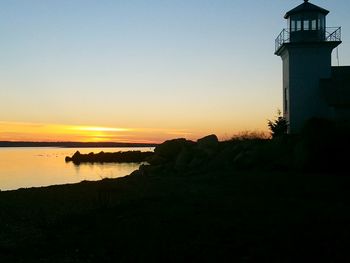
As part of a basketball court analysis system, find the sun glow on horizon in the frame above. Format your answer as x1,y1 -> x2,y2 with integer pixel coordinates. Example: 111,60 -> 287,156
68,126 -> 132,132
0,121 -> 269,143
0,122 -> 141,143
0,121 -> 201,143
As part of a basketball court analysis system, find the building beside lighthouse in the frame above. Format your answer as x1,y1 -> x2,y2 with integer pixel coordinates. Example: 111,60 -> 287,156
275,0 -> 350,133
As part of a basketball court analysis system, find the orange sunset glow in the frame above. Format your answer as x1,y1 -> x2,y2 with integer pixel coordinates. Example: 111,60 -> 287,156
0,121 -> 205,143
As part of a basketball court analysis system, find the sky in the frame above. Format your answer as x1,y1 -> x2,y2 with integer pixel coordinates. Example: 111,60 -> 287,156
1,0 -> 349,143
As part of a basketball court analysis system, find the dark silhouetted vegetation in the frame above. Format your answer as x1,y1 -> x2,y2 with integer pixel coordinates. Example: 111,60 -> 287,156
268,110 -> 288,138
230,130 -> 269,141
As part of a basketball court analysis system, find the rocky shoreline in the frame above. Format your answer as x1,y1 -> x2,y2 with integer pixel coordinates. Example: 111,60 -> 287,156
65,150 -> 154,164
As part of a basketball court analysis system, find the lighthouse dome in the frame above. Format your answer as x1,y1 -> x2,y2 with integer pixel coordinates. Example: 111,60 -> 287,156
284,0 -> 329,19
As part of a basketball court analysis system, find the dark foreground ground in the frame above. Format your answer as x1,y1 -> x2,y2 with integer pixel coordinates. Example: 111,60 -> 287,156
1,169 -> 350,262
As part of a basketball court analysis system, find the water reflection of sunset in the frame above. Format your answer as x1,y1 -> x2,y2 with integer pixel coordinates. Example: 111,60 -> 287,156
0,147 -> 145,190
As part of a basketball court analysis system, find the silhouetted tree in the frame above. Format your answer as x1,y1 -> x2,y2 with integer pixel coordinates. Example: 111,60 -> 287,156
268,110 -> 288,138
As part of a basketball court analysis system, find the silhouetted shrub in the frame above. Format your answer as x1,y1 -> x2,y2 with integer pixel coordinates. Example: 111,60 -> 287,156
231,131 -> 269,141
268,110 -> 288,138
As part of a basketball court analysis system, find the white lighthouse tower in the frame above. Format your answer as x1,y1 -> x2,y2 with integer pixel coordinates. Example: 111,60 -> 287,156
275,0 -> 342,133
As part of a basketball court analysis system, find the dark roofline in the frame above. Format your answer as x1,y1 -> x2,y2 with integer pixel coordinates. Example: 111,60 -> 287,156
284,1 -> 329,19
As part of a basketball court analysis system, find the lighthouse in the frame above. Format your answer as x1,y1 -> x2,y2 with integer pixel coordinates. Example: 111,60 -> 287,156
275,0 -> 342,133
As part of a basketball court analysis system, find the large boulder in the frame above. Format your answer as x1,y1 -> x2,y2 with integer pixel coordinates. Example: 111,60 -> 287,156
147,135 -> 220,172
153,138 -> 195,162
197,134 -> 219,155
174,147 -> 195,170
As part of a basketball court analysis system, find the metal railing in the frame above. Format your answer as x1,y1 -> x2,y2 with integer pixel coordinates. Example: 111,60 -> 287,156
326,27 -> 341,42
275,27 -> 341,52
275,29 -> 290,52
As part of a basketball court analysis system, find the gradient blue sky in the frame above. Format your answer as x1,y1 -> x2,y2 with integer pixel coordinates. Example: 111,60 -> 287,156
0,0 -> 349,142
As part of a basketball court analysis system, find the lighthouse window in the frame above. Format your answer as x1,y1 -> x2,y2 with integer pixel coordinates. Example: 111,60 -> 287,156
311,20 -> 317,30
296,20 -> 301,31
303,20 -> 309,30
291,20 -> 296,32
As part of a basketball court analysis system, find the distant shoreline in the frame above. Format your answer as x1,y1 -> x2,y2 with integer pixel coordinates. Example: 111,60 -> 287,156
0,141 -> 158,148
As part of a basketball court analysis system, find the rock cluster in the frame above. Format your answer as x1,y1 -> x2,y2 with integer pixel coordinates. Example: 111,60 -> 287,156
132,134 -> 291,176
65,150 -> 154,165
133,134 -> 237,176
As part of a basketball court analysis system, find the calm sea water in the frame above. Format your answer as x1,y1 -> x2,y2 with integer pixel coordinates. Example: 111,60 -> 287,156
0,147 -> 154,191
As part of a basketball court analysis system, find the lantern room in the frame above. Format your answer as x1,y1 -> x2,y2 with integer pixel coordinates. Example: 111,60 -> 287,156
285,0 -> 329,42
